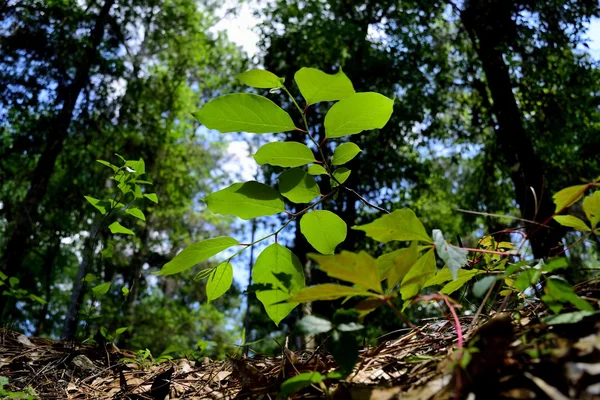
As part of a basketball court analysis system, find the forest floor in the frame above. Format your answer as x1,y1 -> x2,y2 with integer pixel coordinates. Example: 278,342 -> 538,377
2,280 -> 600,399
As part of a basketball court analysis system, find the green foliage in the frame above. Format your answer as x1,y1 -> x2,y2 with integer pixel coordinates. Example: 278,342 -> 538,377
353,209 -> 432,243
300,210 -> 347,254
235,69 -> 284,89
253,142 -> 315,167
331,143 -> 362,166
294,68 -> 355,105
324,93 -> 394,138
0,376 -> 38,400
205,182 -> 286,220
278,169 -> 321,203
157,237 -> 239,276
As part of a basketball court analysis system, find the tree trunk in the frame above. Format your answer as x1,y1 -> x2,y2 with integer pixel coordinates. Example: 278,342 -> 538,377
462,0 -> 564,258
0,0 -> 116,277
34,241 -> 60,335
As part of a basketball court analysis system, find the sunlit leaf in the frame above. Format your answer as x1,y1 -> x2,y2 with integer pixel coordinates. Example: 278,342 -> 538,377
96,159 -> 119,172
253,142 -> 315,167
205,181 -> 285,220
280,372 -> 324,397
432,229 -> 468,280
440,270 -> 481,295
101,244 -> 114,259
309,251 -> 383,294
331,168 -> 351,187
287,284 -> 375,302
125,208 -> 146,221
331,142 -> 362,165
400,249 -> 436,300
553,215 -> 591,232
278,168 -> 321,203
294,67 -> 355,105
582,191 -> 600,228
308,165 -> 328,175
300,210 -> 347,254
157,237 -> 239,276
235,69 -> 284,88
192,94 -> 297,134
325,92 -> 394,138
144,193 -> 158,203
84,196 -> 109,215
545,278 -> 593,312
353,209 -> 432,243
207,262 -> 233,302
552,184 -> 587,212
514,269 -> 542,292
125,158 -> 145,175
108,221 -> 135,235
253,244 -> 305,326
92,282 -> 111,296
377,242 -> 419,288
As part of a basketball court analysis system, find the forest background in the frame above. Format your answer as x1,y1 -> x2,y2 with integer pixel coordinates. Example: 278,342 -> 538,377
1,0 -> 599,360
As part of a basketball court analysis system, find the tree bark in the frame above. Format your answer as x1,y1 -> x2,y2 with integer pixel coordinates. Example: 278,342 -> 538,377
0,0 -> 116,277
462,0 -> 564,258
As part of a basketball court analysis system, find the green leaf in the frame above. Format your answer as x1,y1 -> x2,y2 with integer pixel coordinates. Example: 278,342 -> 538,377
205,181 -> 286,220
288,284 -> 375,303
541,258 -> 568,273
280,372 -> 324,397
377,243 -> 420,288
400,249 -> 436,300
553,215 -> 591,232
96,159 -> 119,172
192,93 -> 297,134
582,191 -> 600,228
309,251 -> 382,294
207,262 -> 233,302
545,278 -> 593,312
194,267 -> 215,281
253,244 -> 305,326
108,221 -> 135,235
353,209 -> 432,244
331,167 -> 351,187
8,277 -> 18,287
473,275 -> 500,298
324,92 -> 394,138
514,269 -> 542,292
253,142 -> 315,167
92,282 -> 111,296
308,164 -> 328,175
121,286 -> 130,296
294,67 -> 355,105
157,237 -> 239,276
144,193 -> 158,203
28,294 -> 47,305
115,327 -> 128,335
278,168 -> 321,203
125,158 -> 145,175
332,142 -> 362,166
101,244 -> 114,259
300,210 -> 347,254
235,69 -> 284,88
432,229 -> 468,280
297,315 -> 333,334
542,311 -> 598,325
440,270 -> 481,295
553,184 -> 587,212
84,196 -> 109,215
125,208 -> 146,221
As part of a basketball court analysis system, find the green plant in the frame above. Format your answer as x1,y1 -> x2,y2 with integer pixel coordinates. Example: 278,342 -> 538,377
0,377 -> 38,400
0,274 -> 46,306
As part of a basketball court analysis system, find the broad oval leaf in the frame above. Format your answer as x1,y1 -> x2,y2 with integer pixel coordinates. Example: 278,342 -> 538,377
192,94 -> 297,134
235,69 -> 284,88
207,262 -> 233,302
353,209 -> 432,243
157,237 -> 239,276
300,210 -> 347,254
205,181 -> 286,220
308,165 -> 328,175
108,221 -> 135,235
553,215 -> 590,232
84,196 -> 109,215
309,251 -> 382,294
582,191 -> 600,228
400,249 -> 436,301
125,208 -> 146,221
294,67 -> 355,105
332,142 -> 362,165
432,229 -> 468,280
253,244 -> 305,326
253,142 -> 315,167
287,284 -> 375,303
331,168 -> 351,187
144,193 -> 159,203
324,92 -> 394,138
553,184 -> 587,212
92,282 -> 111,296
278,168 -> 321,203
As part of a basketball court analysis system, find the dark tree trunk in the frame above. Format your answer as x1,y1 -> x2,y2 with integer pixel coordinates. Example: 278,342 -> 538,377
462,0 -> 564,258
0,0 -> 116,277
34,241 -> 60,335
